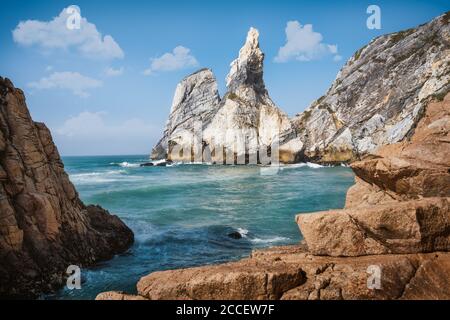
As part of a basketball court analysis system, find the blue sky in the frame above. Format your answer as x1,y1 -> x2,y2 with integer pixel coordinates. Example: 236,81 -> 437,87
0,0 -> 448,156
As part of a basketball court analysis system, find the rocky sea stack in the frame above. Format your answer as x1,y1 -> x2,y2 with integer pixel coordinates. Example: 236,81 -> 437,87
152,28 -> 302,164
153,13 -> 449,164
0,77 -> 134,298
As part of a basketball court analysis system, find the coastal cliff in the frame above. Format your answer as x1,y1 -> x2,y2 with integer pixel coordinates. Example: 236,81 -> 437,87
152,12 -> 449,164
98,92 -> 450,300
0,77 -> 134,298
293,12 -> 450,163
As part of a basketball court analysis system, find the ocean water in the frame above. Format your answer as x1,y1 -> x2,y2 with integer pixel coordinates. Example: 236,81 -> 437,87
49,155 -> 354,299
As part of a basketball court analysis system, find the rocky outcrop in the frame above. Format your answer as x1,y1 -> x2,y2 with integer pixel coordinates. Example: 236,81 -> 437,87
98,93 -> 450,300
151,68 -> 221,160
97,245 -> 450,300
152,28 -> 302,164
0,77 -> 134,298
297,94 -> 450,257
292,12 -> 450,163
152,13 -> 449,164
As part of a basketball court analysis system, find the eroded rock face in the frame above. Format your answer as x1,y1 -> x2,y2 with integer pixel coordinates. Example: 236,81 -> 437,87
297,94 -> 450,257
292,12 -> 450,163
152,28 -> 301,163
151,69 -> 220,161
0,77 -> 134,298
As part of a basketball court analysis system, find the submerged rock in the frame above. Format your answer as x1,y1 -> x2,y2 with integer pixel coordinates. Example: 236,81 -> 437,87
0,77 -> 134,298
228,231 -> 242,239
140,162 -> 154,167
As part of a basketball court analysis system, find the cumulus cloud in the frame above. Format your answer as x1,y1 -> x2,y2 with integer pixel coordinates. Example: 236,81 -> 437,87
275,21 -> 340,63
143,46 -> 198,75
28,71 -> 102,97
54,111 -> 158,155
104,66 -> 124,77
12,6 -> 124,60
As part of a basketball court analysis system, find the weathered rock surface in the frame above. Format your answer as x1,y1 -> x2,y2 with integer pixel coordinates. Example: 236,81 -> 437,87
292,12 -> 450,163
97,245 -> 450,300
297,94 -> 450,257
151,68 -> 221,161
152,28 -> 302,164
0,77 -> 134,298
297,197 -> 449,257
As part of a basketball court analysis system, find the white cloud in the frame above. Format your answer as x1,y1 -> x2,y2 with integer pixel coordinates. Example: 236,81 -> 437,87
104,66 -> 124,77
28,71 -> 102,97
275,21 -> 340,63
12,6 -> 124,60
56,111 -> 154,137
143,46 -> 198,75
54,111 -> 158,155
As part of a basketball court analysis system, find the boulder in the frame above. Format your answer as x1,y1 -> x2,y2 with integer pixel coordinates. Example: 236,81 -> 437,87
297,197 -> 449,257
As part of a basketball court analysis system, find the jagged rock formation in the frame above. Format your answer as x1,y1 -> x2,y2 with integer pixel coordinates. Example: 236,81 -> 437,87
152,28 -> 302,164
0,77 -> 134,298
292,12 -> 450,163
98,93 -> 450,300
152,13 -> 449,164
151,68 -> 221,160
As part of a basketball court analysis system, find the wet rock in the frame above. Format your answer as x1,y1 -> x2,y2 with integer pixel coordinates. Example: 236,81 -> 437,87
140,162 -> 154,167
228,231 -> 242,239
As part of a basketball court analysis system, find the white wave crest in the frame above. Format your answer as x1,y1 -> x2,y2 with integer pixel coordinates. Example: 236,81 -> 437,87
250,236 -> 290,244
237,228 -> 249,238
281,162 -> 325,170
118,162 -> 140,168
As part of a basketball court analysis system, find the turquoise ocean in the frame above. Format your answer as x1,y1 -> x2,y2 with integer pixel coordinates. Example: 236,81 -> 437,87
49,155 -> 354,299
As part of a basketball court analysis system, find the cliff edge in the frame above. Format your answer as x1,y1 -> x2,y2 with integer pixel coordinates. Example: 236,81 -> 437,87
0,77 -> 134,298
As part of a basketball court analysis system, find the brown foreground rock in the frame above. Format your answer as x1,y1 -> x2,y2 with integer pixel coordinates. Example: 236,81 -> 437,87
97,245 -> 450,300
0,77 -> 134,298
97,94 -> 449,301
297,94 -> 450,257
